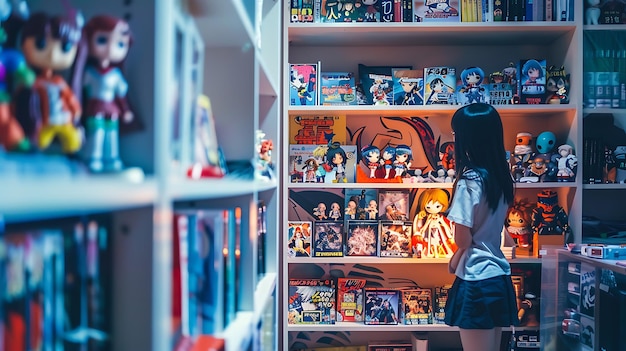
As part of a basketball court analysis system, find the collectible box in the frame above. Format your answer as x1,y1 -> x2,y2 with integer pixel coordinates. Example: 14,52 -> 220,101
456,66 -> 490,105
401,288 -> 433,325
378,190 -> 410,221
288,278 -> 336,324
288,144 -> 357,183
513,330 -> 540,350
392,69 -> 424,105
518,59 -> 546,104
413,0 -> 460,22
290,63 -> 319,106
344,188 -> 378,221
433,285 -> 451,324
288,114 -> 347,145
313,221 -> 344,257
379,221 -> 412,257
424,66 -> 457,105
364,289 -> 400,325
287,221 -> 312,257
320,72 -> 357,105
488,82 -> 515,105
358,64 -> 412,105
336,278 -> 367,322
346,220 -> 379,256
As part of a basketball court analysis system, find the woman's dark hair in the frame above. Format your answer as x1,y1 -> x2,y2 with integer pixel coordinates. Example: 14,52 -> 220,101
451,103 -> 514,211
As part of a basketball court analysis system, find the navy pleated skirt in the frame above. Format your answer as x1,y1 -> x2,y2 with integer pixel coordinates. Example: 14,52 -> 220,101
444,274 -> 519,329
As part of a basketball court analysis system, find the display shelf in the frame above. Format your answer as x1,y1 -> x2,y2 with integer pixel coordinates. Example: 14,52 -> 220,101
288,257 -> 541,264
288,22 -> 576,46
583,183 -> 626,189
259,54 -> 280,98
583,107 -> 626,114
287,322 -> 539,332
288,104 -> 577,116
584,24 -> 626,31
559,250 -> 626,276
288,182 -> 453,189
168,177 -> 278,201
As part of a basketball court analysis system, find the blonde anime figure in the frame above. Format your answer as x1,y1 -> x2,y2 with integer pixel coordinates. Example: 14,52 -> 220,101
413,188 -> 456,258
366,200 -> 378,220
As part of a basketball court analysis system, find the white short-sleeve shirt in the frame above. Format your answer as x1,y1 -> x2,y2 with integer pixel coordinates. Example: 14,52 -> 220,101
446,170 -> 511,281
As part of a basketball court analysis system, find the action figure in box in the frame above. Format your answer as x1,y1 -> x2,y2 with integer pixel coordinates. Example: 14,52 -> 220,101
20,11 -> 83,154
531,190 -> 570,235
505,199 -> 534,251
72,15 -> 135,172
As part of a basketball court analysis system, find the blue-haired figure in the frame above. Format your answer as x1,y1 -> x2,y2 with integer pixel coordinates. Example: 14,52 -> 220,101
521,59 -> 544,86
326,141 -> 347,183
380,146 -> 395,179
394,144 -> 412,177
459,67 -> 485,104
361,145 -> 380,178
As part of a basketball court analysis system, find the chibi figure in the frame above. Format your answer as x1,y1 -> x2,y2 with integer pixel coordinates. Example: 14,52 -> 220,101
512,132 -> 533,181
329,202 -> 342,220
531,190 -> 570,235
459,66 -> 486,104
0,0 -> 34,152
313,202 -> 327,220
21,11 -> 83,154
380,145 -> 395,179
345,198 -> 358,219
523,154 -> 549,182
255,131 -> 274,181
325,141 -> 347,183
366,199 -> 378,220
502,62 -> 517,85
71,15 -> 134,172
505,199 -> 534,250
413,189 -> 456,258
302,158 -> 319,182
428,168 -> 446,183
393,144 -> 412,177
361,145 -> 380,178
555,144 -> 577,181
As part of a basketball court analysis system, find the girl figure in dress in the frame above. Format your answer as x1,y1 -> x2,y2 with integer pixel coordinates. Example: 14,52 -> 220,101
413,188 -> 455,258
393,144 -> 412,177
72,15 -> 134,172
361,145 -> 380,178
444,103 -> 518,351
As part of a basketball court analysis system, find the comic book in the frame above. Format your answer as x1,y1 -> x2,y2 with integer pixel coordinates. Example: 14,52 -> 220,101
336,278 -> 367,322
358,64 -> 412,105
290,0 -> 315,22
344,188 -> 378,221
433,285 -> 451,323
378,190 -> 410,221
346,220 -> 379,256
290,63 -> 320,106
288,144 -> 357,183
288,278 -> 336,324
288,114 -> 347,144
401,288 -> 433,324
392,69 -> 424,105
518,59 -> 546,104
423,66 -> 457,105
364,288 -> 400,325
313,221 -> 344,257
379,221 -> 413,257
413,0 -> 460,22
287,221 -> 313,258
320,72 -> 357,105
456,66 -> 490,105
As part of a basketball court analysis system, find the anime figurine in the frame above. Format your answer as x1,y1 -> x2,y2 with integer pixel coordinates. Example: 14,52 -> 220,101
545,65 -> 570,104
72,14 -> 135,172
413,188 -> 456,258
459,66 -> 486,104
444,168 -> 455,183
254,130 -> 274,181
366,199 -> 378,220
325,141 -> 347,183
585,0 -> 601,25
393,144 -> 412,177
505,199 -> 534,250
512,132 -> 533,181
380,145 -> 395,179
428,168 -> 447,183
329,202 -> 342,220
345,197 -> 358,219
555,144 -> 577,181
535,131 -> 556,155
531,190 -> 570,235
0,0 -> 34,152
361,145 -> 380,178
440,141 -> 455,172
302,158 -> 319,182
523,154 -> 550,182
382,203 -> 406,221
313,202 -> 327,220
20,11 -> 83,154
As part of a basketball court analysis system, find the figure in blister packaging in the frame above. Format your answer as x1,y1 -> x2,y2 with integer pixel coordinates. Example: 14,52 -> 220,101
72,15 -> 135,172
21,11 -> 83,154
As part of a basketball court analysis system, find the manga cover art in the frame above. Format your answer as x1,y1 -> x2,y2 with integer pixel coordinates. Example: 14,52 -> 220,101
313,221 -> 344,257
379,221 -> 412,257
288,279 -> 336,324
518,59 -> 546,104
364,289 -> 400,325
287,221 -> 312,257
290,63 -> 319,106
392,69 -> 424,105
336,278 -> 366,322
424,66 -> 457,105
378,190 -> 410,221
401,288 -> 433,324
433,285 -> 451,324
346,221 -> 379,256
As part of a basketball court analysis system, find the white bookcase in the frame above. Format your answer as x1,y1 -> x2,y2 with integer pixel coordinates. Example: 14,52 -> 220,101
0,0 -> 281,350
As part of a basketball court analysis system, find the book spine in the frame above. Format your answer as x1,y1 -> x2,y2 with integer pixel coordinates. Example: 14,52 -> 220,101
545,0 -> 552,21
402,0 -> 413,22
525,0 -> 532,21
314,0 -> 322,22
493,0 -> 504,21
380,0 -> 394,22
394,0 -> 402,22
290,0 -> 300,22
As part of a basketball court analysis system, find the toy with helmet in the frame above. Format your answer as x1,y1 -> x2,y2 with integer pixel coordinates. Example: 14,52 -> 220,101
531,190 -> 570,235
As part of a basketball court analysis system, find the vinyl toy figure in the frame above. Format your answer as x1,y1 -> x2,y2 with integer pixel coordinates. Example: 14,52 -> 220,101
393,144 -> 412,178
555,144 -> 577,181
531,190 -> 570,235
505,199 -> 534,250
21,12 -> 83,154
73,15 -> 134,172
459,66 -> 486,104
361,145 -> 380,178
325,141 -> 347,183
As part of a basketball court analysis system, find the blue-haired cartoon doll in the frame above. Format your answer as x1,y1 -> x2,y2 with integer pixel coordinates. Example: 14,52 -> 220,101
394,144 -> 412,177
380,146 -> 395,179
361,145 -> 380,178
459,66 -> 486,104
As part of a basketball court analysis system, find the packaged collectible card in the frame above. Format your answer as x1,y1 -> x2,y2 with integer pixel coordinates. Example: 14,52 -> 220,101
336,278 -> 367,322
364,288 -> 400,325
379,221 -> 413,257
313,221 -> 344,257
346,220 -> 379,256
288,278 -> 336,324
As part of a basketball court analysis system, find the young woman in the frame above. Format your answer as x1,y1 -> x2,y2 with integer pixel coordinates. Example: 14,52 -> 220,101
444,103 -> 518,351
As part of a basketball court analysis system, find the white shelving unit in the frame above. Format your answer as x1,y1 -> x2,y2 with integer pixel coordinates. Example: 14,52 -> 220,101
1,0 -> 281,350
280,2 -> 583,350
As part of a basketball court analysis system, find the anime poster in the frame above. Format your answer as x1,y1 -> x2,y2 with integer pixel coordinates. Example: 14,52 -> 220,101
364,289 -> 400,325
290,63 -> 319,106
